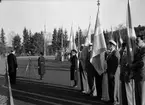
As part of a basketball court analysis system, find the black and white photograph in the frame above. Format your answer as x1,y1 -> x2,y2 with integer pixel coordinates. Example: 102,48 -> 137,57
0,0 -> 145,105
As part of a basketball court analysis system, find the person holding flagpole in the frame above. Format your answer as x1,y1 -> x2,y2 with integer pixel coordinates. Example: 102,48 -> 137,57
85,44 -> 95,95
90,0 -> 107,99
119,42 -> 128,105
79,45 -> 90,94
78,45 -> 84,92
125,0 -> 137,105
106,40 -> 119,104
129,36 -> 145,105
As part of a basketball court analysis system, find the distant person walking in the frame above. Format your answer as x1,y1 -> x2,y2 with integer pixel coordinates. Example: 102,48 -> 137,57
7,50 -> 18,84
38,52 -> 45,80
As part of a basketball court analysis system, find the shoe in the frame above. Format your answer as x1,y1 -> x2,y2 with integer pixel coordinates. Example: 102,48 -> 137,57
101,98 -> 105,101
73,85 -> 78,88
82,91 -> 87,94
114,101 -> 120,105
92,94 -> 97,97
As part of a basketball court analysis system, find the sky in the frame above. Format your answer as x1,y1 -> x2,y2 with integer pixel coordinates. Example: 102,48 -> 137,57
0,0 -> 145,46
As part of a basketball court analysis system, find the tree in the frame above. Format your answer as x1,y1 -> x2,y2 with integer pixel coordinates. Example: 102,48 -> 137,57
52,28 -> 58,53
103,30 -> 110,44
32,32 -> 44,55
75,28 -> 85,49
0,28 -> 6,54
12,35 -> 21,55
63,30 -> 69,51
57,28 -> 63,51
22,28 -> 30,54
28,30 -> 36,55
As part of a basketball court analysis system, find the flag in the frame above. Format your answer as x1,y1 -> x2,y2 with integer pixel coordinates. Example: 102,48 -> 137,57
0,56 -> 14,105
90,7 -> 107,75
126,1 -> 136,105
126,0 -> 136,64
68,25 -> 77,53
110,26 -> 114,40
119,30 -> 123,46
84,22 -> 91,46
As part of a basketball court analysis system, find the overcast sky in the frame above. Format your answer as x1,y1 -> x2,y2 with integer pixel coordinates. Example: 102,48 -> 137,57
0,0 -> 145,45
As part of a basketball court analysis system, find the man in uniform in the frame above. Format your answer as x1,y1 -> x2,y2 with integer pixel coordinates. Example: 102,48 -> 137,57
106,40 -> 119,103
86,44 -> 96,96
119,42 -> 128,105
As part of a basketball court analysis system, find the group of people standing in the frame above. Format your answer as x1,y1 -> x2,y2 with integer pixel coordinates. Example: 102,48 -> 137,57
69,35 -> 145,105
6,51 -> 45,85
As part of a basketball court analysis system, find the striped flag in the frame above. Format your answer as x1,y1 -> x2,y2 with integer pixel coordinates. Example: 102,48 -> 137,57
126,0 -> 136,64
90,7 -> 107,75
0,56 -> 14,105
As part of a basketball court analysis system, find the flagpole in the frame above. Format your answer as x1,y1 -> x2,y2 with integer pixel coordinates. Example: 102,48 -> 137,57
44,25 -> 46,56
126,0 -> 135,105
92,0 -> 100,53
5,59 -> 14,105
95,0 -> 100,32
85,17 -> 91,46
78,27 -> 80,53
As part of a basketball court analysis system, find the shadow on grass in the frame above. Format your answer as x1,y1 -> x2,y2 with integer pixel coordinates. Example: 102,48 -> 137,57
11,78 -> 106,105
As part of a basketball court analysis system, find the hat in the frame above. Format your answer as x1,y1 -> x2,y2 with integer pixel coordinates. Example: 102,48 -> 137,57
71,49 -> 77,53
81,44 -> 84,46
109,40 -> 117,46
89,43 -> 93,47
122,42 -> 127,47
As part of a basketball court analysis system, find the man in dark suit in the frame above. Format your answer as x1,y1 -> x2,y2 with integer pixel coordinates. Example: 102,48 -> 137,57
119,43 -> 128,105
86,44 -> 100,97
7,50 -> 18,84
78,45 -> 84,92
106,40 -> 119,103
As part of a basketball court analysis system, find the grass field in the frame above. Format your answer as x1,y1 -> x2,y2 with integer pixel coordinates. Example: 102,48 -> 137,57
16,56 -> 72,86
17,56 -> 70,71
0,56 -> 108,105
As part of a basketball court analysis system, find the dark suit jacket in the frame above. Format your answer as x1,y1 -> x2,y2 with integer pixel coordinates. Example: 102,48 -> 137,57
70,55 -> 78,70
38,56 -> 45,75
131,47 -> 145,81
7,53 -> 18,73
106,50 -> 119,76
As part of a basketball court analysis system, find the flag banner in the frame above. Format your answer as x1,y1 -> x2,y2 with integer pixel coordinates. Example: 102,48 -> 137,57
126,0 -> 136,64
84,23 -> 91,46
90,8 -> 107,75
0,56 -> 14,105
68,25 -> 77,53
126,1 -> 136,105
118,30 -> 123,49
110,26 -> 114,40
119,30 -> 123,45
